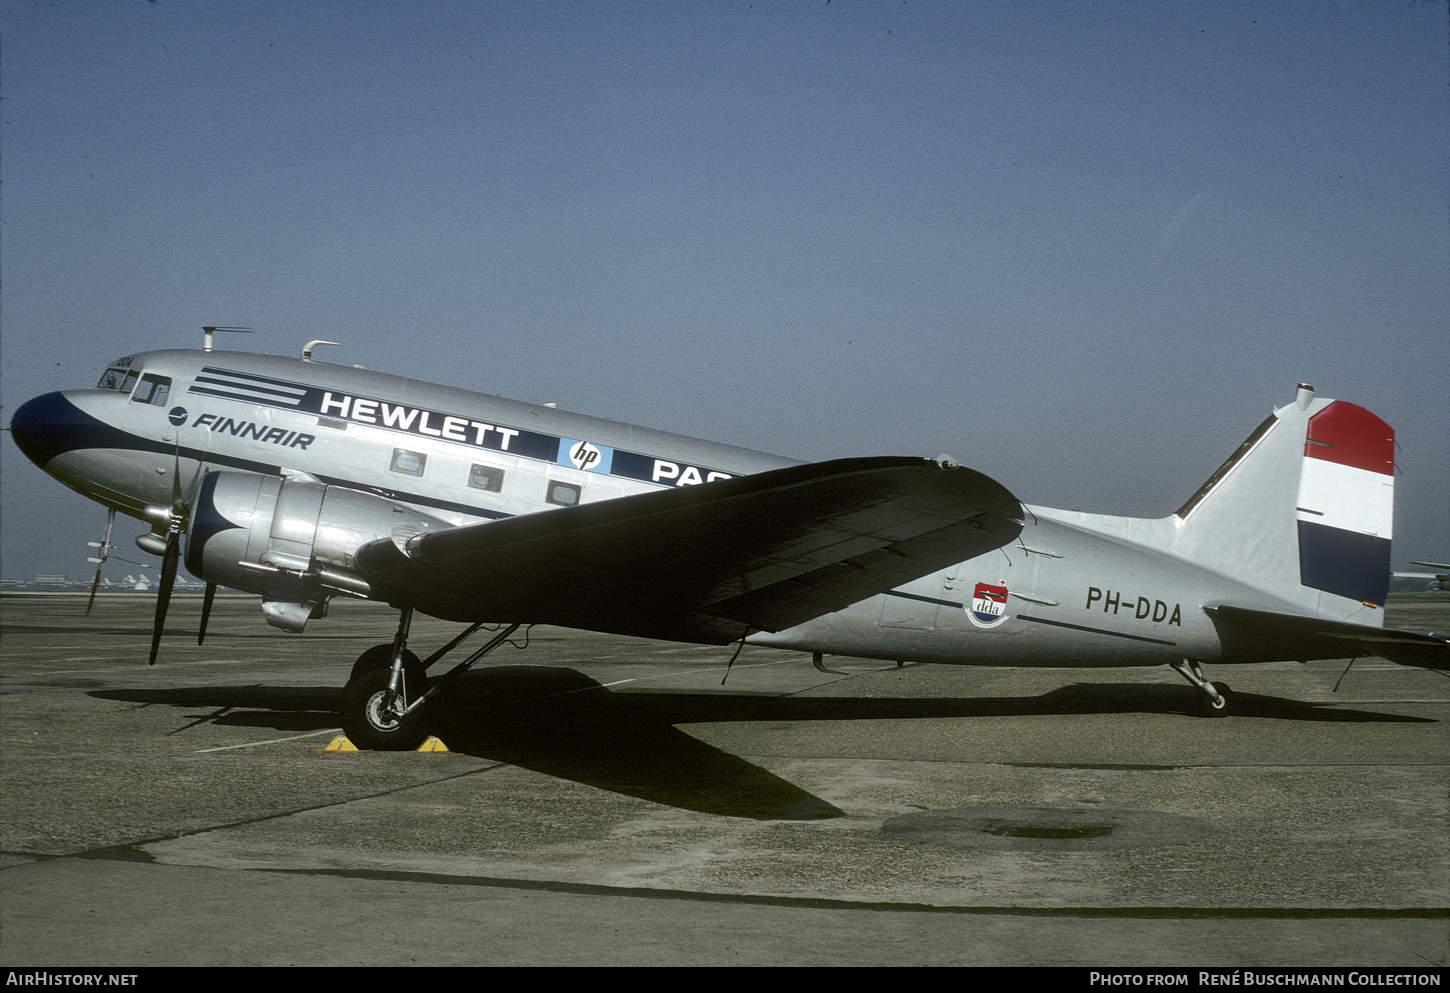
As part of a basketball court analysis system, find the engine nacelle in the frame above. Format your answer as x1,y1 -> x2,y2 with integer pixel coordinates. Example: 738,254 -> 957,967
184,471 -> 451,631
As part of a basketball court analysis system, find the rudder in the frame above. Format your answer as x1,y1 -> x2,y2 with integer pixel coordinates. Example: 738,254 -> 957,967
1295,400 -> 1394,606
1169,385 -> 1393,622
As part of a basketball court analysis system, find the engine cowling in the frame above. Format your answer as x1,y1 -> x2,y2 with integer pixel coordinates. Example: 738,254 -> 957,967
184,471 -> 452,631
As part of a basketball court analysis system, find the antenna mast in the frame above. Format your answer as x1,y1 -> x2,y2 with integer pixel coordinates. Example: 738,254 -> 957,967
202,326 -> 253,352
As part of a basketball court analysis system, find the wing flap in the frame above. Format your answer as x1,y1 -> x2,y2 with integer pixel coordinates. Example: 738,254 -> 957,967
355,457 -> 1024,643
1207,604 -> 1450,671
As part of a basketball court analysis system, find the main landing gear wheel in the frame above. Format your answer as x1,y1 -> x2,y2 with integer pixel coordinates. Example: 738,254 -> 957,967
336,615 -> 525,751
341,647 -> 431,751
350,643 -> 424,683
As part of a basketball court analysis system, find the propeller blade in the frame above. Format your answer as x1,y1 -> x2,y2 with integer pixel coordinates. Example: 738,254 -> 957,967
198,582 -> 216,645
85,565 -> 104,615
171,448 -> 186,513
149,446 -> 207,661
84,509 -> 116,616
173,444 -> 208,516
149,531 -> 180,666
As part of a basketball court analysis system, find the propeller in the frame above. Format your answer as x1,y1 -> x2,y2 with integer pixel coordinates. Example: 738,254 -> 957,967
85,508 -> 117,615
148,448 -> 204,665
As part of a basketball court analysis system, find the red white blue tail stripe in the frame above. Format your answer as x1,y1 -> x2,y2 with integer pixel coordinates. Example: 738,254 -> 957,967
1295,401 -> 1394,605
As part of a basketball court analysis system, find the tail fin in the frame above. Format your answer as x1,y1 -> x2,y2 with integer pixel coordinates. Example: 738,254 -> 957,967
1168,385 -> 1394,622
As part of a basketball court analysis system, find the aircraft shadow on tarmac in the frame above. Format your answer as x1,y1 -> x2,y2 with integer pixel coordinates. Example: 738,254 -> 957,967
88,671 -> 843,821
88,665 -> 1435,820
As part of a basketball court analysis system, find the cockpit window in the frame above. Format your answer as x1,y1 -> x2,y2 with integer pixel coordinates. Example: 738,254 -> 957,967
97,367 -> 139,393
131,373 -> 172,407
98,367 -> 142,394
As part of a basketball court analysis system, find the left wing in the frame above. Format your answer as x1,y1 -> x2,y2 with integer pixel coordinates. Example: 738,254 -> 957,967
355,457 -> 1024,643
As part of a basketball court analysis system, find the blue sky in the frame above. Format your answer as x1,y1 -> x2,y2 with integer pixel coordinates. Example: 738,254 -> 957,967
2,0 -> 1446,581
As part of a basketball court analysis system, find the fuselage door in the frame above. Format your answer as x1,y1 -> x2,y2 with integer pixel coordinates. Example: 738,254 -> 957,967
877,576 -> 946,631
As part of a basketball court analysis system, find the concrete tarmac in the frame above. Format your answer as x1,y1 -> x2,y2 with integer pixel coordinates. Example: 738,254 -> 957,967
1,592 -> 1446,967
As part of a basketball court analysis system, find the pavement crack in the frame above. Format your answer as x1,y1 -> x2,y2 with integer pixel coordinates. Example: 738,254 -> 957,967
1,760 -> 511,869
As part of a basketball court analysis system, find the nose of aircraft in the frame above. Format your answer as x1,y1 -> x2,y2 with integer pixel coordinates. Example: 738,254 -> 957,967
9,391 -> 88,470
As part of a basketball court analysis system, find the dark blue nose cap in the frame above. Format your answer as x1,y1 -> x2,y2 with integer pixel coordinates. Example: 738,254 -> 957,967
9,392 -> 95,469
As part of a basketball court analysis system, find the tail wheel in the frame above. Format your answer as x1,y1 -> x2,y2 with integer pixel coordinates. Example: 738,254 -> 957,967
341,658 -> 430,751
1197,681 -> 1234,718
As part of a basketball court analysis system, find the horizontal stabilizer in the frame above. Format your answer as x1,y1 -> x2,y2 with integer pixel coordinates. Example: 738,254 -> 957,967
1207,604 -> 1450,671
356,456 -> 1024,643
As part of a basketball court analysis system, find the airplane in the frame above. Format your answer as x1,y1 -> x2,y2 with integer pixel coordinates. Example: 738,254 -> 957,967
9,333 -> 1448,750
1411,563 -> 1449,592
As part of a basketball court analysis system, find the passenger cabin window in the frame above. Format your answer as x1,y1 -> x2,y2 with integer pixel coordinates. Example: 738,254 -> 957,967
390,448 -> 427,477
131,374 -> 171,406
468,464 -> 505,493
546,480 -> 581,507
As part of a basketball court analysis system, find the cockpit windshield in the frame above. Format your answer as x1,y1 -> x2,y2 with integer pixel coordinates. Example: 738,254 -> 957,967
96,359 -> 168,405
97,366 -> 140,394
131,373 -> 171,407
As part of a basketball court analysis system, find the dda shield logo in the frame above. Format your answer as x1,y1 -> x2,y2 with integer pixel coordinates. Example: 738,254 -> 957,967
968,582 -> 1010,628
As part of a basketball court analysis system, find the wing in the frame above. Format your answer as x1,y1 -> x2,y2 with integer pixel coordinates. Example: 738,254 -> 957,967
1207,604 -> 1450,671
354,456 -> 1024,643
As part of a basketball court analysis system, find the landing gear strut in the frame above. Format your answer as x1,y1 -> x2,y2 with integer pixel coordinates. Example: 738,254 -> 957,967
1171,658 -> 1234,718
338,607 -> 523,750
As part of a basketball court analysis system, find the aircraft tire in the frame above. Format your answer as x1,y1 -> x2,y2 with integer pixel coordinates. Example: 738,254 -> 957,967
341,666 -> 431,751
1197,681 -> 1233,718
349,644 -> 423,682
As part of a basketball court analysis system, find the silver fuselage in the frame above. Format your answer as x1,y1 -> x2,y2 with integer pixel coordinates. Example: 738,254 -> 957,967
13,348 -> 1312,667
